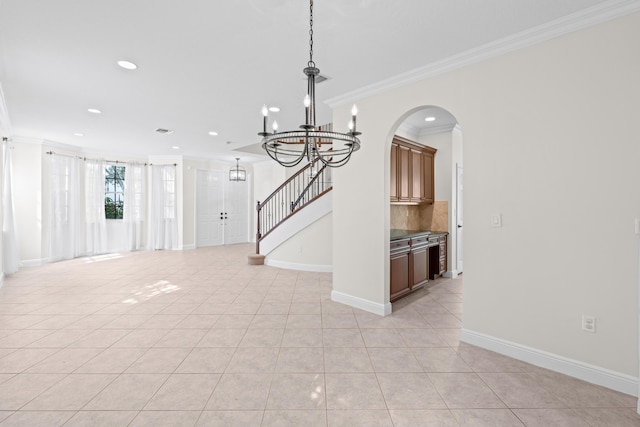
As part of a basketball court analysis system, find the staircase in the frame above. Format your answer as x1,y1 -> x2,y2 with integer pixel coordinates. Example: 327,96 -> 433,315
253,158 -> 332,261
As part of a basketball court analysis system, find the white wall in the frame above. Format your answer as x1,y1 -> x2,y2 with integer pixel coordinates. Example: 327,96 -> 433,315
253,160 -> 286,205
421,132 -> 452,201
266,212 -> 332,272
332,12 -> 640,387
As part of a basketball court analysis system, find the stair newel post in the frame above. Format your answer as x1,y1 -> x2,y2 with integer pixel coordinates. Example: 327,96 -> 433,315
256,200 -> 261,254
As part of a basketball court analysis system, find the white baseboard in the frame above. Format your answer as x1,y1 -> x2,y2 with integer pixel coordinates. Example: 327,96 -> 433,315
461,328 -> 638,397
331,290 -> 392,317
0,273 -> 4,289
443,270 -> 459,278
264,258 -> 332,273
21,258 -> 48,267
179,244 -> 196,251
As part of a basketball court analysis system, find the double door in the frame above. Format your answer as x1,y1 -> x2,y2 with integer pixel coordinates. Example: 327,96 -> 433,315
196,169 -> 248,247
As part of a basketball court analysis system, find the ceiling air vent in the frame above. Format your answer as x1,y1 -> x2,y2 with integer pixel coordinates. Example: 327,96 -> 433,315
155,128 -> 174,134
316,74 -> 329,84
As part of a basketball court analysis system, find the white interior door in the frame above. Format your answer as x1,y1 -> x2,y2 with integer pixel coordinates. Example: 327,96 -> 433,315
223,177 -> 249,244
456,163 -> 463,273
196,169 -> 224,247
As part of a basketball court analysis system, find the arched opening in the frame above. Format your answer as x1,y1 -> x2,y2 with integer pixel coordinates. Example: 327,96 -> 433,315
386,105 -> 462,308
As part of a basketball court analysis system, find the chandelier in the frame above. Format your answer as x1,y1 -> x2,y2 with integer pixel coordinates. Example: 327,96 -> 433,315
229,158 -> 246,181
258,0 -> 361,168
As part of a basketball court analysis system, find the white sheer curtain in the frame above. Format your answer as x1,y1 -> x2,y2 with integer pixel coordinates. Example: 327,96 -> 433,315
149,164 -> 177,250
50,154 -> 81,261
84,159 -> 107,255
123,163 -> 146,251
2,140 -> 20,274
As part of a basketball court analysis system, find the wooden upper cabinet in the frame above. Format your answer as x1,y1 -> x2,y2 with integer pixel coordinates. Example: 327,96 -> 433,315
390,143 -> 398,202
390,136 -> 436,204
422,148 -> 435,204
410,148 -> 423,203
398,144 -> 411,202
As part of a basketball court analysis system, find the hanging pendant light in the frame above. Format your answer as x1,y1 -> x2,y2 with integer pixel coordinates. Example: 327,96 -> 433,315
229,158 -> 246,181
258,0 -> 361,168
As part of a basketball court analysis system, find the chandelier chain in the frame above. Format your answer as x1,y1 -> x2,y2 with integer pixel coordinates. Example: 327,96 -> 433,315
308,0 -> 314,67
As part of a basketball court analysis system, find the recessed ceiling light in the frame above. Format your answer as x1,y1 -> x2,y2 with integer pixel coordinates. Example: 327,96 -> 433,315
117,60 -> 138,70
171,146 -> 180,150
425,116 -> 436,122
208,131 -> 218,136
88,108 -> 102,114
268,107 -> 280,112
73,133 -> 84,137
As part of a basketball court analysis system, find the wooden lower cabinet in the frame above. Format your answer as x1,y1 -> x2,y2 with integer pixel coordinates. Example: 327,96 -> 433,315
410,237 -> 429,291
391,233 -> 448,302
390,238 -> 411,301
390,234 -> 431,302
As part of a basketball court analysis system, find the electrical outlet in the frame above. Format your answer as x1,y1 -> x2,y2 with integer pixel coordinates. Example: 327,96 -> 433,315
582,315 -> 596,333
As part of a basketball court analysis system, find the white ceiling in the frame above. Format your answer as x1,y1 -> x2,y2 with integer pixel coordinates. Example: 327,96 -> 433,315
0,0 -> 624,164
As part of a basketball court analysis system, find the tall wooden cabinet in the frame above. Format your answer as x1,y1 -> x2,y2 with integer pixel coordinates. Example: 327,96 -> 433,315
390,136 -> 436,204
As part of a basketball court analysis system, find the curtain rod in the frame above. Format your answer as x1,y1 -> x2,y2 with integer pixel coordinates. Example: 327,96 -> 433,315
45,150 -> 145,165
45,151 -> 177,167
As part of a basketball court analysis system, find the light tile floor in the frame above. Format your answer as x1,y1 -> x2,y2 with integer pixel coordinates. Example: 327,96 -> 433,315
0,243 -> 637,426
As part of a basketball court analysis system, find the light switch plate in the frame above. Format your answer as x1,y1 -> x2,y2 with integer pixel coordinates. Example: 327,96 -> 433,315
491,213 -> 502,227
635,218 -> 640,235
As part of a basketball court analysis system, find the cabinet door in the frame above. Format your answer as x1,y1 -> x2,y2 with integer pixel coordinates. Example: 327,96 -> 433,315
410,246 -> 428,290
439,235 -> 447,275
390,250 -> 410,301
411,148 -> 424,202
398,145 -> 411,202
422,151 -> 434,203
390,143 -> 398,202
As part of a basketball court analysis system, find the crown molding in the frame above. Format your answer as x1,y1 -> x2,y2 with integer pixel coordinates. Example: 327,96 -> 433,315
0,82 -> 13,136
418,123 -> 457,138
326,0 -> 640,108
396,122 -> 421,139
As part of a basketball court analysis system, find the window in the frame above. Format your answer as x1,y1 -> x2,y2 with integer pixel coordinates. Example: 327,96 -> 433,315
105,165 -> 125,219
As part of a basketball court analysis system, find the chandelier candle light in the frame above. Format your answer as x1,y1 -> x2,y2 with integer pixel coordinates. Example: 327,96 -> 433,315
259,0 -> 361,168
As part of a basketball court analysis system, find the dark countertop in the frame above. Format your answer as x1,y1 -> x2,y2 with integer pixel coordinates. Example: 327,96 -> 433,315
390,229 -> 448,241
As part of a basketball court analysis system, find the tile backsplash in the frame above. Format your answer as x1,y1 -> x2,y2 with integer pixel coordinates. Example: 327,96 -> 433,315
390,201 -> 448,232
